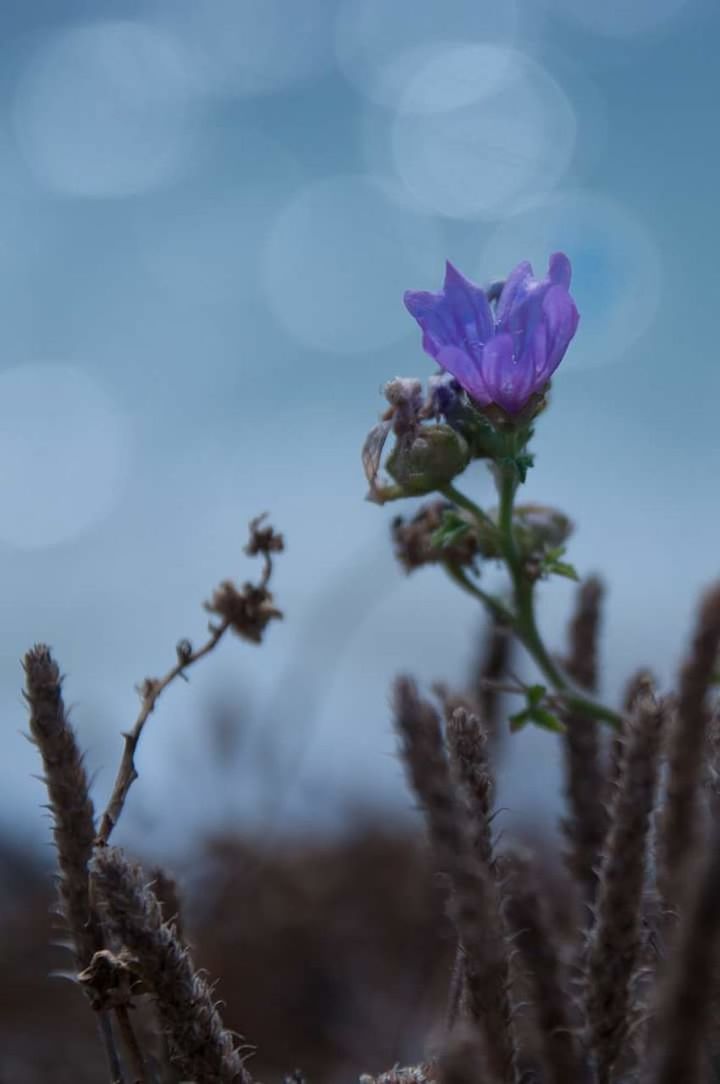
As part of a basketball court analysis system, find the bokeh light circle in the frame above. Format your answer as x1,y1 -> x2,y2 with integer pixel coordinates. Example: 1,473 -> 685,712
479,191 -> 662,371
391,46 -> 577,220
150,0 -> 334,99
334,0 -> 518,109
546,0 -> 691,36
0,363 -> 131,548
12,20 -> 197,198
261,174 -> 445,355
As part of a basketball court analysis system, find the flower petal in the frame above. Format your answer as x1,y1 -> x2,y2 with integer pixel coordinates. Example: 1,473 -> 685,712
540,285 -> 580,379
404,289 -> 456,360
482,332 -> 536,414
442,261 -> 494,348
495,260 -> 535,325
548,251 -> 572,289
437,345 -> 492,405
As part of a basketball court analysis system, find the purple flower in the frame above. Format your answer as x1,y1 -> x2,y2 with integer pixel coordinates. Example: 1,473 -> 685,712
403,253 -> 579,415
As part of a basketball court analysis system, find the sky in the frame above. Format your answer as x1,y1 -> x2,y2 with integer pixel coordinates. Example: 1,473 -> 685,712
1,0 -> 718,858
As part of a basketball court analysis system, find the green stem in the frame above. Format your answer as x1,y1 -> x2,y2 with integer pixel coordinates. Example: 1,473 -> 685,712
440,482 -> 496,532
442,465 -> 621,730
443,562 -> 513,626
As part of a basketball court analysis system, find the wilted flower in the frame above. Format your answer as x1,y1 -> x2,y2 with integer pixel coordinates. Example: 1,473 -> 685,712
362,376 -> 470,503
404,254 -> 579,415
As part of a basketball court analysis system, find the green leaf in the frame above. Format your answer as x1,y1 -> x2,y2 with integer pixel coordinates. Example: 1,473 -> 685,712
509,685 -> 565,734
430,510 -> 472,550
538,544 -> 579,582
527,684 -> 547,706
549,560 -> 579,582
509,708 -> 532,732
528,706 -> 566,733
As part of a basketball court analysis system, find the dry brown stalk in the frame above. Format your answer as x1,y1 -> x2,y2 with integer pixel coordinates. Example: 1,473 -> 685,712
150,867 -> 186,1082
92,847 -> 251,1084
657,583 -> 720,913
445,708 -> 494,869
23,644 -> 126,1082
561,577 -> 609,901
392,677 -> 518,1084
469,616 -> 514,749
645,821 -> 720,1084
585,691 -> 664,1084
503,857 -> 588,1084
444,708 -> 496,1034
96,516 -> 283,845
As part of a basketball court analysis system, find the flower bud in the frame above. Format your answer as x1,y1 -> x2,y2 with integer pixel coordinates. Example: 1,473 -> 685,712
385,424 -> 470,496
513,503 -> 573,552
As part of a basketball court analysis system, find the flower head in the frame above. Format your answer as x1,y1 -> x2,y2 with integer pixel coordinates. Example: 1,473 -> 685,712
404,253 -> 579,415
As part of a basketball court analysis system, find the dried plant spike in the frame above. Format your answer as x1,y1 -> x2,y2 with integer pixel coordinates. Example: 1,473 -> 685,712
393,677 -> 518,1084
658,582 -> 720,912
585,691 -> 664,1084
471,615 -> 514,749
561,578 -> 608,901
565,576 -> 604,692
24,644 -> 102,971
646,821 -> 720,1084
151,866 -> 185,944
92,847 -> 251,1084
445,707 -> 494,869
505,858 -> 587,1084
23,644 -> 127,1081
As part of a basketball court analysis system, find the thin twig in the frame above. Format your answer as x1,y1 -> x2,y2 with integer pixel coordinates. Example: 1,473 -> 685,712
96,620 -> 231,845
96,517 -> 282,845
116,1004 -> 151,1084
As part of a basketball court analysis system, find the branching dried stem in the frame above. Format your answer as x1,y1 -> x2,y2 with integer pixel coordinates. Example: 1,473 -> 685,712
96,516 -> 283,845
585,691 -> 664,1084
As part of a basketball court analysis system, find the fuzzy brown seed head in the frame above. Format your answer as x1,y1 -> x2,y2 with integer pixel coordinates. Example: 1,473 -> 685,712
205,581 -> 282,643
245,514 -> 284,558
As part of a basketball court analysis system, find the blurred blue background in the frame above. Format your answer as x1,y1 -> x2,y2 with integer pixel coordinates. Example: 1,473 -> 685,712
2,0 -> 717,854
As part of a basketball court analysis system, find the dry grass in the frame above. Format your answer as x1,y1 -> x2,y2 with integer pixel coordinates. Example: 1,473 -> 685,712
14,514 -> 720,1084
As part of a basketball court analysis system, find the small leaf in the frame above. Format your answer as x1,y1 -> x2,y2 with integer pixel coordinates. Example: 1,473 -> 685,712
549,560 -> 579,582
430,510 -> 472,550
509,708 -> 532,732
528,706 -> 566,733
527,684 -> 547,706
